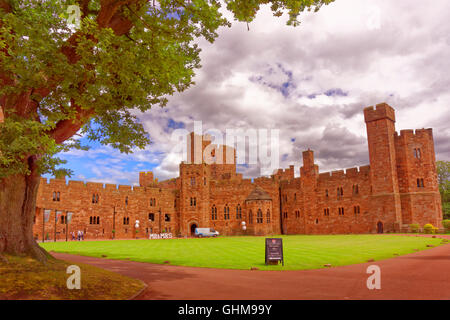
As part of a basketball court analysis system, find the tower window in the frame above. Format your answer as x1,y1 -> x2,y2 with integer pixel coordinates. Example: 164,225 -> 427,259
417,178 -> 425,188
148,213 -> 154,221
267,210 -> 271,223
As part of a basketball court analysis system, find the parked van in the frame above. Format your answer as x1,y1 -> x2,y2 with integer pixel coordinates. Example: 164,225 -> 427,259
195,228 -> 219,238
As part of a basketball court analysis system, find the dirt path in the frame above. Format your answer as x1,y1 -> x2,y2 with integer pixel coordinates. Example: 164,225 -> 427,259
52,235 -> 450,300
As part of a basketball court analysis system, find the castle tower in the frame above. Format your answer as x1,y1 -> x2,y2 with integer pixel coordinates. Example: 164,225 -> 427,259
299,149 -> 319,234
394,128 -> 442,228
364,103 -> 402,232
139,171 -> 155,187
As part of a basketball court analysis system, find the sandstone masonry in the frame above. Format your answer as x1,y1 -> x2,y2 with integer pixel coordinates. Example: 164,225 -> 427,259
32,104 -> 443,240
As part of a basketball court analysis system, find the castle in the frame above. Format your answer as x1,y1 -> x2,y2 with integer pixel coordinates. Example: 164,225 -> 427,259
32,103 -> 443,240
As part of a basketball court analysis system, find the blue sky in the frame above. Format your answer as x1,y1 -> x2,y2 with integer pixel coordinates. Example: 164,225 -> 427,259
45,0 -> 450,186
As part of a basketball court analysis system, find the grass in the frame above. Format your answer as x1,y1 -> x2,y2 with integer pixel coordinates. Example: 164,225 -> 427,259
41,234 -> 446,271
0,254 -> 144,300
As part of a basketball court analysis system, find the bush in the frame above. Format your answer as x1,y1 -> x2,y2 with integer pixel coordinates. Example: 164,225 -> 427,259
443,220 -> 450,233
423,224 -> 435,234
409,224 -> 420,233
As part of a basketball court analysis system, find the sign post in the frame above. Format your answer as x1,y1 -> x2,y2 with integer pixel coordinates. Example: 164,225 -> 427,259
265,238 -> 284,266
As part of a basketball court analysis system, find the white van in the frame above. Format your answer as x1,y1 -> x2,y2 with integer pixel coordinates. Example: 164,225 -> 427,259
195,228 -> 219,238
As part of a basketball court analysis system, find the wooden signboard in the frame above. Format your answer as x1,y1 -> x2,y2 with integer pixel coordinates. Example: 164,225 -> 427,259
265,238 -> 284,266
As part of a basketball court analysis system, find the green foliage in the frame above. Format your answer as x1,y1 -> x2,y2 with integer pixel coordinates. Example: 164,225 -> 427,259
423,224 -> 435,234
443,203 -> 450,220
409,224 -> 420,233
0,0 -> 335,178
442,220 -> 450,232
437,161 -> 450,219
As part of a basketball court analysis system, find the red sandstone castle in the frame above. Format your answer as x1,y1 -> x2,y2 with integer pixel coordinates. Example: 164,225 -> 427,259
32,103 -> 443,240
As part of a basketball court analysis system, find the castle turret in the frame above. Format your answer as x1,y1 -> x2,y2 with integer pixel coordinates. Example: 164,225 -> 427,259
364,103 -> 402,232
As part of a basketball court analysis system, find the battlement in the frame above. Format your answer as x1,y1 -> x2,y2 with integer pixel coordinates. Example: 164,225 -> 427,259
395,128 -> 433,139
318,165 -> 370,181
364,103 -> 396,123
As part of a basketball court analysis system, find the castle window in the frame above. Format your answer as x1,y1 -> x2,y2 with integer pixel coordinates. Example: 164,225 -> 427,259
53,192 -> 60,202
353,185 -> 359,195
165,214 -> 171,222
283,212 -> 288,219
414,148 -> 422,159
267,210 -> 271,223
224,205 -> 230,220
257,209 -> 263,224
97,216 -> 100,225
324,208 -> 330,216
325,189 -> 329,198
211,205 -> 217,220
354,206 -> 361,215
315,219 -> 319,224
236,204 -> 242,219
294,193 -> 297,201
337,187 -> 343,200
61,215 -> 66,224
190,177 -> 196,186
123,217 -> 130,225
90,216 -> 93,224
295,210 -> 300,219
150,198 -> 156,207
190,197 -> 197,207
249,210 -> 253,224
125,196 -> 128,206
338,207 -> 345,216
417,178 -> 425,188
204,177 -> 207,185
148,213 -> 154,221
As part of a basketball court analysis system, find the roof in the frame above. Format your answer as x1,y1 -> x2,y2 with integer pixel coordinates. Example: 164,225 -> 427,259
245,186 -> 272,201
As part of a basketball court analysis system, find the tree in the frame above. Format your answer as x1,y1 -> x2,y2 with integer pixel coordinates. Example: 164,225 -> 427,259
437,161 -> 450,219
0,0 -> 334,262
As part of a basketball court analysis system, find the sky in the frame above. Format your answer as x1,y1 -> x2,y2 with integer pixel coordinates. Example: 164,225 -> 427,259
49,0 -> 450,186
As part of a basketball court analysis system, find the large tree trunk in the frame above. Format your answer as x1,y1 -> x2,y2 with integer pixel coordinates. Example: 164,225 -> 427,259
0,157 -> 50,263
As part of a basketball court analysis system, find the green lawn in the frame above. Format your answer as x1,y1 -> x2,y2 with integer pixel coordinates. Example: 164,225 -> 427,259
40,235 -> 446,271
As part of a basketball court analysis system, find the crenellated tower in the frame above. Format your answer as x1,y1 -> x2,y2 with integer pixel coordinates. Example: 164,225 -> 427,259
364,103 -> 402,232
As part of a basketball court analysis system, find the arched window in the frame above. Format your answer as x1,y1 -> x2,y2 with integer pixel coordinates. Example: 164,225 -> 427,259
211,205 -> 217,220
236,204 -> 242,219
97,216 -> 100,224
266,210 -> 270,223
224,204 -> 230,220
89,216 -> 93,224
257,209 -> 263,223
125,196 -> 128,205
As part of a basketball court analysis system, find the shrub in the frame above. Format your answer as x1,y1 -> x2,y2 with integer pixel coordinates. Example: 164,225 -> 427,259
423,224 -> 435,234
443,220 -> 450,233
409,224 -> 420,233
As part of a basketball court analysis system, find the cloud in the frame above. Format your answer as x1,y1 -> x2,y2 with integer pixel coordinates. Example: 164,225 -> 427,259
53,0 -> 450,184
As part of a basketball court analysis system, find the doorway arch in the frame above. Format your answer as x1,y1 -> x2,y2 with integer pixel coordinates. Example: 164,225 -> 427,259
190,223 -> 198,237
377,221 -> 384,234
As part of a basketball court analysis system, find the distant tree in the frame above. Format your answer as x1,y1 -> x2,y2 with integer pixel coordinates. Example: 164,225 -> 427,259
437,161 -> 450,219
0,0 -> 335,262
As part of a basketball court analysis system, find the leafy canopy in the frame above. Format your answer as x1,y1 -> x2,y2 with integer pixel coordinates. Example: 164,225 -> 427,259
0,0 -> 334,178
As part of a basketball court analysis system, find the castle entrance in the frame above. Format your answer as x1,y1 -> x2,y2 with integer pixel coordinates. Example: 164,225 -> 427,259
377,221 -> 384,234
190,223 -> 198,237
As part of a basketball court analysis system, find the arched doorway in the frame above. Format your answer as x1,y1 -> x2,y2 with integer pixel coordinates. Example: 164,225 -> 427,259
377,221 -> 384,234
190,223 -> 198,237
